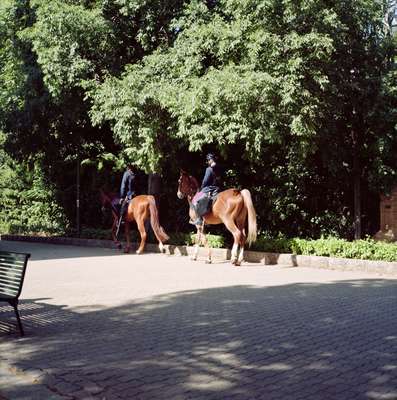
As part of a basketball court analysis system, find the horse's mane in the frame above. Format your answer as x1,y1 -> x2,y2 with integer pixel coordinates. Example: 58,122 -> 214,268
100,188 -> 119,204
189,175 -> 199,190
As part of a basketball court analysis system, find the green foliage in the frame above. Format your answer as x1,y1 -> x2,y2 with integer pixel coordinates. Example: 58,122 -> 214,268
0,133 -> 69,234
23,0 -> 114,97
252,235 -> 397,262
251,235 -> 293,253
1,0 -> 397,239
89,0 -> 336,169
168,232 -> 225,248
168,232 -> 193,246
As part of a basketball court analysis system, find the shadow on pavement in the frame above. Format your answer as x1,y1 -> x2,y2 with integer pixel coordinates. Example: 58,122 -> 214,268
0,240 -> 135,261
1,280 -> 397,400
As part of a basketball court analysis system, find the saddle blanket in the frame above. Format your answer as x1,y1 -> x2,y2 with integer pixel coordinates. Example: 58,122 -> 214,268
192,191 -> 212,217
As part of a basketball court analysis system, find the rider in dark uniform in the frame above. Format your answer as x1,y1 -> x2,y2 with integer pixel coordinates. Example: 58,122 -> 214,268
191,153 -> 222,226
118,165 -> 136,228
120,165 -> 136,201
201,153 -> 222,195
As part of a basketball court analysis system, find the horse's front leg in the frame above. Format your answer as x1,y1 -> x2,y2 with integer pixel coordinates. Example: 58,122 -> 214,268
112,216 -> 122,249
192,226 -> 203,261
201,228 -> 212,264
124,221 -> 131,253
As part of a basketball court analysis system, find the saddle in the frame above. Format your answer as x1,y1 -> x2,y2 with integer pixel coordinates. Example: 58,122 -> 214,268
192,190 -> 218,217
111,197 -> 131,218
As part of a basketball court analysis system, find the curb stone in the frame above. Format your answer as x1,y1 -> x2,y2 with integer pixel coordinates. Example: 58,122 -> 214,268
1,234 -> 397,276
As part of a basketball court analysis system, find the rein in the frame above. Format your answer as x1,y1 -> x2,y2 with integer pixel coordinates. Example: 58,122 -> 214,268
186,175 -> 199,199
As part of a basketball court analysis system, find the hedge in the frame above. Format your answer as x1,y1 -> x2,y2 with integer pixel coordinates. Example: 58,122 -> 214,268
2,226 -> 397,262
74,230 -> 397,262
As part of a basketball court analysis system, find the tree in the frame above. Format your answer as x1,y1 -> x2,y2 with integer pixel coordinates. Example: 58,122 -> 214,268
1,0 -> 397,238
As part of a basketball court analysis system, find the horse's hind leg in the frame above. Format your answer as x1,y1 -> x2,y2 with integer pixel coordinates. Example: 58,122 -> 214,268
223,219 -> 242,265
236,227 -> 246,266
136,216 -> 147,254
235,215 -> 247,266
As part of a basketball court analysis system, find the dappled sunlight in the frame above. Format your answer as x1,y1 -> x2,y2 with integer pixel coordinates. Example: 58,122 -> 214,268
257,363 -> 293,371
1,279 -> 396,399
186,373 -> 235,391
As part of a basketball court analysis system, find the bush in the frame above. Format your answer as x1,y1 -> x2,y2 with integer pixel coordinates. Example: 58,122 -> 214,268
0,148 -> 69,235
253,236 -> 397,262
168,232 -> 225,248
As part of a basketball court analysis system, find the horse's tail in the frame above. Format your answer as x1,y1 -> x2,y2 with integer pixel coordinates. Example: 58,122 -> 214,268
148,196 -> 169,243
241,189 -> 257,246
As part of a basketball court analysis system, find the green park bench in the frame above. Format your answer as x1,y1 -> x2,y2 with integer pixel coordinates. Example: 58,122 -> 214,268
0,251 -> 30,336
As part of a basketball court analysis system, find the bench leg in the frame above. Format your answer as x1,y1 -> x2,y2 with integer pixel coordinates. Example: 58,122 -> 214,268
8,300 -> 24,336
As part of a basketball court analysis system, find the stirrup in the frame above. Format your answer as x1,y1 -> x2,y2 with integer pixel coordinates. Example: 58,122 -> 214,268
189,218 -> 203,226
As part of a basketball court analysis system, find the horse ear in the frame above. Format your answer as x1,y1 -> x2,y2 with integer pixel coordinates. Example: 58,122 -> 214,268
180,169 -> 187,175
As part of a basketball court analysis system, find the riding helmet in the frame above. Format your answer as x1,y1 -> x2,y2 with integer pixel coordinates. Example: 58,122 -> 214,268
206,153 -> 215,161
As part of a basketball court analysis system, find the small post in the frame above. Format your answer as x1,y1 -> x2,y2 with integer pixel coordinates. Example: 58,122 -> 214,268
76,155 -> 81,237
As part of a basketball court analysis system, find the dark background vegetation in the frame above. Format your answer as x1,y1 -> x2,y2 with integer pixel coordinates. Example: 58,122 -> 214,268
1,0 -> 397,242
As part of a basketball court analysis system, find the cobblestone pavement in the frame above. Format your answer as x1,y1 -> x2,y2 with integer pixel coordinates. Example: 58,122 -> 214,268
0,240 -> 397,400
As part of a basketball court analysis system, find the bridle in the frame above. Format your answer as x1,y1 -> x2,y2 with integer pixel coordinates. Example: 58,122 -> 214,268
177,173 -> 199,200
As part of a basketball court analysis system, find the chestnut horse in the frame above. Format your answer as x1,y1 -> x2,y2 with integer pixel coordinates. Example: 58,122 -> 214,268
177,171 -> 257,265
100,190 -> 169,254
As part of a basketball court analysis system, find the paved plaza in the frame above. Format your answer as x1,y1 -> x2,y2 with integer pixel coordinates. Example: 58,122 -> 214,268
0,240 -> 396,400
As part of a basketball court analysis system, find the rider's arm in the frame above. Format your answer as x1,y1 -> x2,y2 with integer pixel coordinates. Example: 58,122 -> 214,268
120,171 -> 128,198
201,167 -> 212,190
128,173 -> 136,196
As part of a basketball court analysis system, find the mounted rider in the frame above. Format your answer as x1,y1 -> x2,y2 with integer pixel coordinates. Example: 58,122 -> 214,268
201,153 -> 222,195
116,164 -> 136,237
120,164 -> 136,202
191,153 -> 222,226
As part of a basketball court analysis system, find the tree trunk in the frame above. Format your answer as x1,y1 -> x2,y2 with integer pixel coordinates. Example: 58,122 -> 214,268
352,131 -> 361,240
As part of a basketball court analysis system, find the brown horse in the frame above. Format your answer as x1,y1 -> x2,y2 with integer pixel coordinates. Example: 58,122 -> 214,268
177,171 -> 257,265
100,189 -> 169,254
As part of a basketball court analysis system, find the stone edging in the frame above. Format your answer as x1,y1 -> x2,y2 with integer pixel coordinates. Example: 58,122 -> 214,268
1,234 -> 397,276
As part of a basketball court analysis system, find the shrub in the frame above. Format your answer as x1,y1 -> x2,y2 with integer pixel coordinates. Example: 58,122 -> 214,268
0,150 -> 69,235
168,232 -> 225,248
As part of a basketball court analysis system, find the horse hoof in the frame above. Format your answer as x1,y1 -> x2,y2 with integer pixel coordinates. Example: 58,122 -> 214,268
116,243 -> 122,250
124,247 -> 130,254
191,257 -> 197,261
136,250 -> 143,255
205,259 -> 212,264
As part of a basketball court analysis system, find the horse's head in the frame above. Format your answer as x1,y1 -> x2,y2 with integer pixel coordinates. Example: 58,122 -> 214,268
99,189 -> 119,214
177,170 -> 199,200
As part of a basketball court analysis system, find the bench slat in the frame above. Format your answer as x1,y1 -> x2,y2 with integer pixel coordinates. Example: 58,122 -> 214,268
0,278 -> 20,287
0,281 -> 21,292
0,268 -> 24,274
0,289 -> 18,297
0,259 -> 25,266
0,269 -> 23,278
0,278 -> 23,287
0,259 -> 24,266
0,256 -> 25,263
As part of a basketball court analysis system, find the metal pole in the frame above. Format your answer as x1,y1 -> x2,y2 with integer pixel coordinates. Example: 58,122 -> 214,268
76,155 -> 80,237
